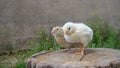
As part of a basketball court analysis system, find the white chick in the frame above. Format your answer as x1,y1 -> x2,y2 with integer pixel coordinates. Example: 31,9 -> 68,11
51,26 -> 82,52
63,22 -> 93,56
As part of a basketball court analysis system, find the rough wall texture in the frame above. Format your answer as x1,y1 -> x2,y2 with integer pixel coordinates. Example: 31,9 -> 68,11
0,0 -> 120,49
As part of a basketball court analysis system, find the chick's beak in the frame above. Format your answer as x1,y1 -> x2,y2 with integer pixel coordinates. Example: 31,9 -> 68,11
64,30 -> 67,35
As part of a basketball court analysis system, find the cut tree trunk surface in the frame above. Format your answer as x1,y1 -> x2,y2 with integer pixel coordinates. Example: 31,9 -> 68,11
26,48 -> 120,68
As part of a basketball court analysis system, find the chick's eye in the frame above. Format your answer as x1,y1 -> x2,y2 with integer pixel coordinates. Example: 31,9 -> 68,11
68,27 -> 70,30
56,28 -> 59,30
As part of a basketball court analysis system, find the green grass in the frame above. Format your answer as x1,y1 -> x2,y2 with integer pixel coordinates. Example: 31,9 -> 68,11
87,17 -> 120,49
0,17 -> 120,68
0,61 -> 25,68
13,61 -> 26,68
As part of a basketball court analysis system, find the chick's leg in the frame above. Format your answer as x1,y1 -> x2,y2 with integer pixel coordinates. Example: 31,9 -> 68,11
80,47 -> 85,56
79,46 -> 86,61
74,43 -> 84,55
74,47 -> 84,55
74,46 -> 86,61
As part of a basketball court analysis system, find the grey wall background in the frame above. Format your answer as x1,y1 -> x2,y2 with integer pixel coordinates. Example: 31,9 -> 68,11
0,0 -> 120,51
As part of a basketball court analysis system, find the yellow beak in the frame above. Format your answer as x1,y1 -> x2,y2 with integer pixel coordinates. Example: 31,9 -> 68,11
64,30 -> 67,35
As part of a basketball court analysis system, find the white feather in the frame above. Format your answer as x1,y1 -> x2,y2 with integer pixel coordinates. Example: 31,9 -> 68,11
63,22 -> 93,46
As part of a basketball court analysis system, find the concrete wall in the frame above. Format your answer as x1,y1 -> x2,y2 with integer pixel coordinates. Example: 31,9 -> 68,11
0,0 -> 120,45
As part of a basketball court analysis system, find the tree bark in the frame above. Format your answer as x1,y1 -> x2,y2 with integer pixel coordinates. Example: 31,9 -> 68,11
26,48 -> 120,68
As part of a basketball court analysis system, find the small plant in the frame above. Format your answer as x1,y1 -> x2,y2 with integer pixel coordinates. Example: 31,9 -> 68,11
13,61 -> 26,68
87,17 -> 119,49
29,30 -> 61,52
0,25 -> 13,55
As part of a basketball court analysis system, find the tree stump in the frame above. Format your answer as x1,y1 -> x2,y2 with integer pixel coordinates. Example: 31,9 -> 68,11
26,48 -> 120,68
